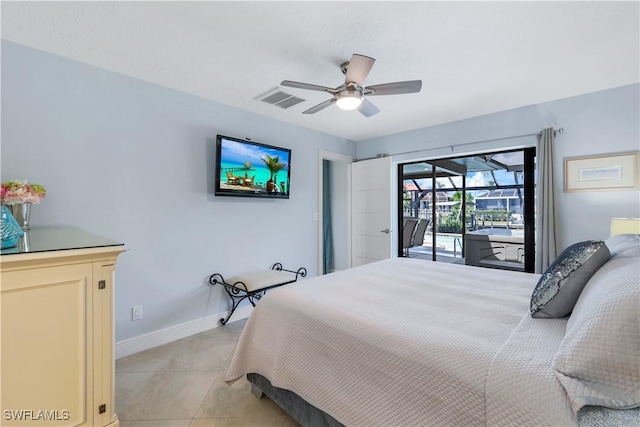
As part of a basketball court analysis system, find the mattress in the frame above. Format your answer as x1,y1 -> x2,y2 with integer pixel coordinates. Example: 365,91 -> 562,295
226,258 -> 575,426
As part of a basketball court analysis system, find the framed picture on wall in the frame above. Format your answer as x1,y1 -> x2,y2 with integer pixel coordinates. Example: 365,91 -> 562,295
564,152 -> 639,192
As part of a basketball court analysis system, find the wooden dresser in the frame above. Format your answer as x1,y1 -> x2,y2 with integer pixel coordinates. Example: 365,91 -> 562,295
1,227 -> 126,427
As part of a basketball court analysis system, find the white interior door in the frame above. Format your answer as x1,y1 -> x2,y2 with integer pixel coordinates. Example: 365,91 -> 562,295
351,156 -> 392,266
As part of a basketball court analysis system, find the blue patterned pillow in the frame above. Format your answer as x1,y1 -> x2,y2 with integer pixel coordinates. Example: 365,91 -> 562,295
530,240 -> 611,318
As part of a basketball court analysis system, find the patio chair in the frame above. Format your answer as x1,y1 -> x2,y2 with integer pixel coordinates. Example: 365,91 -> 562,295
226,171 -> 239,185
402,217 -> 419,256
411,218 -> 430,248
243,175 -> 255,187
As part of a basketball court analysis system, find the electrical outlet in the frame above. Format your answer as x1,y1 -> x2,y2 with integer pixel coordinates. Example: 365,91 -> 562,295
132,305 -> 143,321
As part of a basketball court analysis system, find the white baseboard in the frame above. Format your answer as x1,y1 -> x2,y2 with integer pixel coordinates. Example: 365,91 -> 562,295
115,305 -> 253,359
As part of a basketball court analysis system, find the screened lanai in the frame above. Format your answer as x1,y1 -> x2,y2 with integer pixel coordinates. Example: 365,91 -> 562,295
400,148 -> 536,272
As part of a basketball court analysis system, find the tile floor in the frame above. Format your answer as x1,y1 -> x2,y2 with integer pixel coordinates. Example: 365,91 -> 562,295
115,319 -> 300,427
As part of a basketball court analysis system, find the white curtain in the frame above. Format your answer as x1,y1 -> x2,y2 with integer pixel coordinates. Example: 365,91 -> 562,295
535,128 -> 558,273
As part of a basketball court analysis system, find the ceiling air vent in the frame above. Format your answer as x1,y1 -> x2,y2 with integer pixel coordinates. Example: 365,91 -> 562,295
257,88 -> 305,109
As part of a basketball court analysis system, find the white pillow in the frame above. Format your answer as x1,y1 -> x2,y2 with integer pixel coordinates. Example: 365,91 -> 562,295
605,233 -> 640,258
552,245 -> 640,412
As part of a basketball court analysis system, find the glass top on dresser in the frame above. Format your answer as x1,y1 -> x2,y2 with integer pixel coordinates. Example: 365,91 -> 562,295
1,227 -> 124,255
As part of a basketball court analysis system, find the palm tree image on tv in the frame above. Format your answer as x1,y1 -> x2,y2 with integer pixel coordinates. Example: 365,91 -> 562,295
262,154 -> 286,193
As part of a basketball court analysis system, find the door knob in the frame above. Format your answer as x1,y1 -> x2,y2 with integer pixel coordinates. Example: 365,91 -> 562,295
380,228 -> 391,234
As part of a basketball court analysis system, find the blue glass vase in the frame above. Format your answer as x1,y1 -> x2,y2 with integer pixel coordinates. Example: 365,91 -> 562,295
1,205 -> 24,249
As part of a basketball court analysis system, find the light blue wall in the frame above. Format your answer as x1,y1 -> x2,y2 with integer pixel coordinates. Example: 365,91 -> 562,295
1,41 -> 355,342
3,39 -> 639,345
357,84 -> 640,250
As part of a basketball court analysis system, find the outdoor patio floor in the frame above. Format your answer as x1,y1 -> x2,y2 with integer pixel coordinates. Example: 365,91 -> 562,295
406,245 -> 465,264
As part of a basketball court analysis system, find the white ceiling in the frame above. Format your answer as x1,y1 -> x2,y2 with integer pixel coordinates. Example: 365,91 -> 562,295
2,1 -> 638,142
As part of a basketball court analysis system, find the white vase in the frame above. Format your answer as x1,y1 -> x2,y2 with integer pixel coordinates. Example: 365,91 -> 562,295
8,203 -> 31,231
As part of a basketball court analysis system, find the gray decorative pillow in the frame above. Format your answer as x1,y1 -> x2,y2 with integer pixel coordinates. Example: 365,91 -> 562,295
530,240 -> 611,318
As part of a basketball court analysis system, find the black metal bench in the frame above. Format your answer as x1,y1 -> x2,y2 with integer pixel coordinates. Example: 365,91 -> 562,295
208,263 -> 307,325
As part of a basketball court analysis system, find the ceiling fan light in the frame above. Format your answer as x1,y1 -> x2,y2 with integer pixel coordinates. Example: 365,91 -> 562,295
335,91 -> 363,110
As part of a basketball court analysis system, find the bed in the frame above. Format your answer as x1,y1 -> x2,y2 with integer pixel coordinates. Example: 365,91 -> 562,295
226,233 -> 640,426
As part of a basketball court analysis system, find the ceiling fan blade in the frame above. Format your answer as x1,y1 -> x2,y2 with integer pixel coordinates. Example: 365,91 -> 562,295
303,98 -> 336,114
345,54 -> 375,86
358,98 -> 380,117
281,80 -> 336,93
365,80 -> 422,96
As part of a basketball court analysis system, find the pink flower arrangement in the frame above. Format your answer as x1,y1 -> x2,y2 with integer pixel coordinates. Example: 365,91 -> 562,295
1,180 -> 47,205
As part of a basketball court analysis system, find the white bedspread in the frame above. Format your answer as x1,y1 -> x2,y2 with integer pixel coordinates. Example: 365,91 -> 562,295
226,258 -> 575,426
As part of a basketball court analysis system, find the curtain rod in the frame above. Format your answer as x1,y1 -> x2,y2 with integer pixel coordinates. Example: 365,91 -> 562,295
360,127 -> 564,161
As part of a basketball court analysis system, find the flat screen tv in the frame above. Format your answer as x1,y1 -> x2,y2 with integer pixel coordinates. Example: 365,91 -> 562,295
214,135 -> 291,199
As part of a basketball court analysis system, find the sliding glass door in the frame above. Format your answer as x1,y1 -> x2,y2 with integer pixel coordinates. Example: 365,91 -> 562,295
399,148 -> 536,273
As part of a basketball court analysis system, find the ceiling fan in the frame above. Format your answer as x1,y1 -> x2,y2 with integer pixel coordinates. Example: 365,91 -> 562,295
281,53 -> 422,117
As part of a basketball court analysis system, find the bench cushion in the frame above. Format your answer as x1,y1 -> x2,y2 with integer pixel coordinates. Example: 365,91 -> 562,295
227,270 -> 298,293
